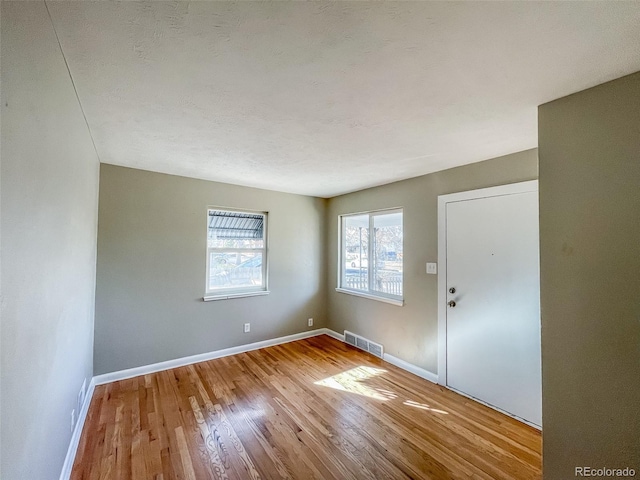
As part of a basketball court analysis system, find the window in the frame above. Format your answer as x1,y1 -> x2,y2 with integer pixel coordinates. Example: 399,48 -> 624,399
205,208 -> 268,300
338,209 -> 403,305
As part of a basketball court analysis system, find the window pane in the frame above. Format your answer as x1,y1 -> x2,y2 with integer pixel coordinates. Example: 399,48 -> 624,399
344,215 -> 369,292
208,210 -> 264,249
208,251 -> 263,290
372,212 -> 403,296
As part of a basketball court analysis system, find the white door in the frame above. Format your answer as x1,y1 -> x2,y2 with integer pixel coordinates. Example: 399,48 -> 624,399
441,185 -> 541,427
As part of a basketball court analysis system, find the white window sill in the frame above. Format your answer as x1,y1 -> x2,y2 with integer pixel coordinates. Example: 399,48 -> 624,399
335,287 -> 404,306
203,290 -> 270,302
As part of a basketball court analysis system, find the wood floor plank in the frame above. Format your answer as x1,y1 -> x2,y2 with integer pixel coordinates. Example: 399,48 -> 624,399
72,335 -> 541,479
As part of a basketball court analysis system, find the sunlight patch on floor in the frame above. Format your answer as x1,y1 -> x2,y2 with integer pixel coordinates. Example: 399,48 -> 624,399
314,366 -> 449,414
314,366 -> 390,400
403,399 -> 448,414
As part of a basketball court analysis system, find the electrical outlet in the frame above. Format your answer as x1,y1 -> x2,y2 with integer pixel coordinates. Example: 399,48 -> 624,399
243,323 -> 250,333
71,409 -> 76,432
308,318 -> 313,327
426,262 -> 437,274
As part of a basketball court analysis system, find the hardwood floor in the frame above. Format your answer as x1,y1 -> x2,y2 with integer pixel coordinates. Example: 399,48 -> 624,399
72,335 -> 541,479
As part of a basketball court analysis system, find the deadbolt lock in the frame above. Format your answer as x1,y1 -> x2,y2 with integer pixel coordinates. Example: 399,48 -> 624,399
449,287 -> 456,294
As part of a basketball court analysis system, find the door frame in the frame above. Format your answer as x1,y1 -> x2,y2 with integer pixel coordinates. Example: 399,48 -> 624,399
437,180 -> 539,387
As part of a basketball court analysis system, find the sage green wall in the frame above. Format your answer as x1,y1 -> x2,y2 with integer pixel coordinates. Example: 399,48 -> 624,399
1,2 -> 100,478
325,149 -> 538,374
95,165 -> 327,375
539,72 -> 640,477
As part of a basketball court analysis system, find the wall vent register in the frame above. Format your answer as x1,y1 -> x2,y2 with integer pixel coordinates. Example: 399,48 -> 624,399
344,330 -> 384,359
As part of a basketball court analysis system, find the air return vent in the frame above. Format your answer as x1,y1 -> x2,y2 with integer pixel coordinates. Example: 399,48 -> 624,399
345,332 -> 357,346
343,330 -> 384,359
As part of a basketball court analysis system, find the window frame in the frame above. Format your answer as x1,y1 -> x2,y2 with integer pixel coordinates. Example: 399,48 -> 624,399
204,207 -> 269,301
337,207 -> 404,306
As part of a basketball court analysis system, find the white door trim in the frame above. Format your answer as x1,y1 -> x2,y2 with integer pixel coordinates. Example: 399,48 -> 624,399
436,180 -> 538,386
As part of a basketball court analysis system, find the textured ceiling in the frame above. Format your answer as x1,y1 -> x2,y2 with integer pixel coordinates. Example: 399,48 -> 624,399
47,1 -> 640,197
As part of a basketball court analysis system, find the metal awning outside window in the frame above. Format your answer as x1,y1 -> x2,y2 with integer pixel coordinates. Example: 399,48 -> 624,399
208,210 -> 264,239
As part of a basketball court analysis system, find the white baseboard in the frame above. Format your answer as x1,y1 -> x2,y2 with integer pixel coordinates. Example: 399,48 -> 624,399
59,377 -> 96,480
92,327 -> 436,387
323,328 -> 345,342
93,328 -> 331,385
383,352 -> 439,384
325,328 -> 438,384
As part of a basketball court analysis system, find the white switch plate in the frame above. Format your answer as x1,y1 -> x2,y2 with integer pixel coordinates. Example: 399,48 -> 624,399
243,323 -> 250,333
426,262 -> 437,274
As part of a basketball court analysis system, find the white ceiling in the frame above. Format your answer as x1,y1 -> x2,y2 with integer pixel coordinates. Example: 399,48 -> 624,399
47,1 -> 640,197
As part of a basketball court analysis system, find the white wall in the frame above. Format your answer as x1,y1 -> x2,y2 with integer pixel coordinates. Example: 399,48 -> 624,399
1,2 -> 100,478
